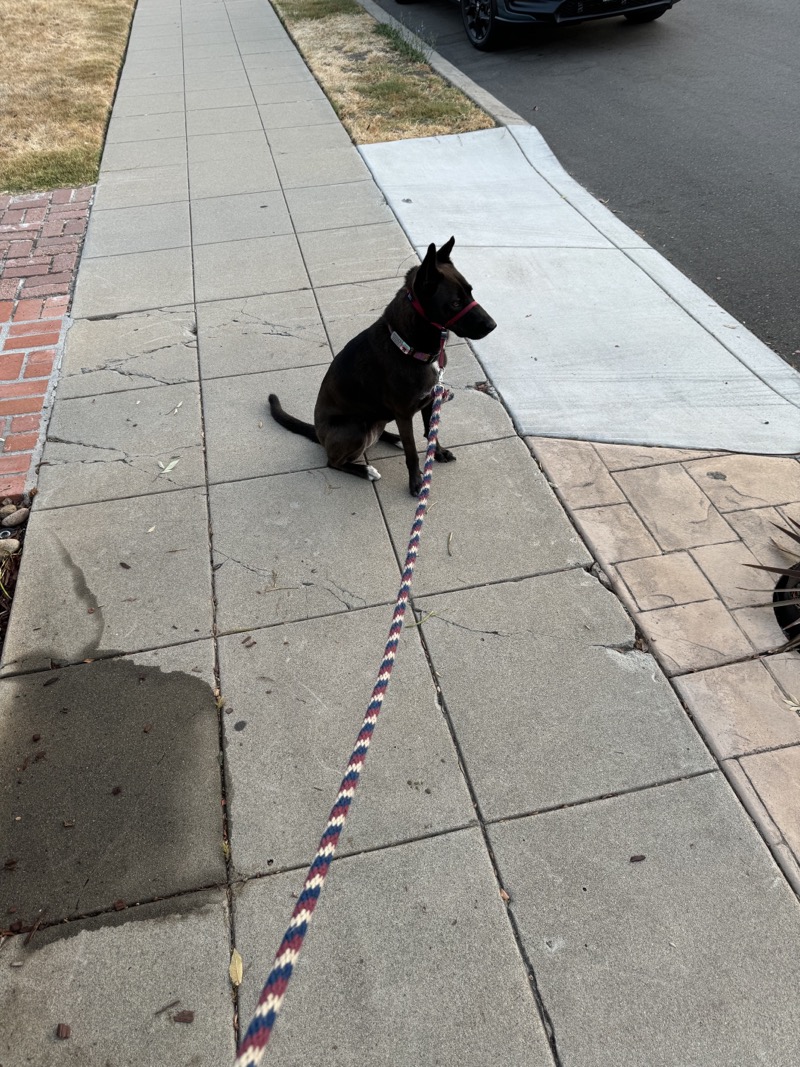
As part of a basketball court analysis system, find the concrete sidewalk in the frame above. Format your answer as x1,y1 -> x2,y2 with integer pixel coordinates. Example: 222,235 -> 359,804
2,0 -> 800,1063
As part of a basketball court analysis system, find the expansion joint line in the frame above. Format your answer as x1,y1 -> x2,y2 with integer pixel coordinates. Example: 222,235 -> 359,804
234,382 -> 445,1066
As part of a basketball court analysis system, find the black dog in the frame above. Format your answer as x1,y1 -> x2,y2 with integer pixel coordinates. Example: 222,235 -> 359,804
268,237 -> 496,496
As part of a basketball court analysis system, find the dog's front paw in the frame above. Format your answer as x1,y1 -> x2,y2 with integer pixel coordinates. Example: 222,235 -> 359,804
434,447 -> 456,463
409,472 -> 423,496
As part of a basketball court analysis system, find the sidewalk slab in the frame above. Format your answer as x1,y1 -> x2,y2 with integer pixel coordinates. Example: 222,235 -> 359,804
234,830 -> 555,1067
219,607 -> 474,875
57,307 -> 198,399
0,643 -> 223,924
82,200 -> 190,258
36,381 -> 205,508
489,774 -> 800,1067
193,233 -> 309,303
210,469 -> 399,631
376,436 -> 590,595
1,488 -> 213,674
202,365 -> 327,482
0,891 -> 234,1066
195,288 -> 329,378
417,570 -> 712,820
71,246 -> 194,318
91,162 -> 189,210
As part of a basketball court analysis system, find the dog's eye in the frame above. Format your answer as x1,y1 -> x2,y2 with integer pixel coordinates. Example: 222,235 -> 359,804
451,298 -> 462,309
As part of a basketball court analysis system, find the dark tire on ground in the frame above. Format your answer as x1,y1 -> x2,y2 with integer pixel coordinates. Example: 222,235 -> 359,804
624,4 -> 670,22
461,0 -> 506,50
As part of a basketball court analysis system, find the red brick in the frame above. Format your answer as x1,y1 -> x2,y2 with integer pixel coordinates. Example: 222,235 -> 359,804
63,220 -> 88,236
3,432 -> 39,453
0,195 -> 11,210
12,299 -> 44,321
26,347 -> 57,365
8,240 -> 34,258
24,354 -> 55,379
51,189 -> 73,205
0,354 -> 24,379
0,451 -> 28,473
9,320 -> 59,337
51,253 -> 77,273
4,264 -> 50,279
1,380 -> 48,399
11,414 -> 41,433
41,306 -> 67,320
0,474 -> 26,500
0,301 -> 12,323
0,279 -> 20,299
22,207 -> 47,224
20,278 -> 73,297
11,192 -> 47,207
41,221 -> 65,239
48,207 -> 87,221
4,332 -> 61,350
37,237 -> 80,253
75,186 -> 94,201
0,395 -> 45,416
0,210 -> 26,227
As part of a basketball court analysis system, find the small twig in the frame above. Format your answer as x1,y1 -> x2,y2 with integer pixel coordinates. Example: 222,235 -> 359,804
447,531 -> 453,557
155,999 -> 181,1017
407,610 -> 437,629
23,911 -> 46,947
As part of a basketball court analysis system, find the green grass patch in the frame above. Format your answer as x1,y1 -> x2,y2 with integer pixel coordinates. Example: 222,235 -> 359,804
373,22 -> 429,64
0,146 -> 100,195
279,0 -> 360,19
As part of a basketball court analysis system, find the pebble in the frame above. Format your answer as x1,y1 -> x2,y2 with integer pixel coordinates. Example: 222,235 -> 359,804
1,507 -> 29,528
0,539 -> 20,558
0,503 -> 17,518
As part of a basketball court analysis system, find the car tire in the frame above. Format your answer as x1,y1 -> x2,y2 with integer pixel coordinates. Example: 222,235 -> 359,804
624,4 -> 669,22
461,0 -> 505,50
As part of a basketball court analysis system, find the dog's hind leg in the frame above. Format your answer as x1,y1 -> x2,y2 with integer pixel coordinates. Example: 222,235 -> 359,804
330,461 -> 381,481
324,428 -> 382,482
379,429 -> 403,448
421,399 -> 456,463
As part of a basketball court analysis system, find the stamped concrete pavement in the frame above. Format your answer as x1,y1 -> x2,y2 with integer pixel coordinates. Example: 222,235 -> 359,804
2,0 -> 800,1063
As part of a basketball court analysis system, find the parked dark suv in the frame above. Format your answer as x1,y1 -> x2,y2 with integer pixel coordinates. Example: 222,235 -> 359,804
397,0 -> 682,52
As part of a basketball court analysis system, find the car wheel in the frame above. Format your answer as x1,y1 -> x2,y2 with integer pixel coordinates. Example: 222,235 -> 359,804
624,4 -> 669,22
461,0 -> 505,50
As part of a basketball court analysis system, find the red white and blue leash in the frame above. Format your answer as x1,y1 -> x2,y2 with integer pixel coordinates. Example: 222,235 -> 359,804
234,376 -> 447,1066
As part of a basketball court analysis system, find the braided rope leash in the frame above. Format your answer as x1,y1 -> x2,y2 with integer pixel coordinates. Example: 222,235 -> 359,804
235,381 -> 446,1067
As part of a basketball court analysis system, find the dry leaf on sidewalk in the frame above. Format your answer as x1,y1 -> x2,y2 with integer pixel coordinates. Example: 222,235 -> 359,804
229,948 -> 243,987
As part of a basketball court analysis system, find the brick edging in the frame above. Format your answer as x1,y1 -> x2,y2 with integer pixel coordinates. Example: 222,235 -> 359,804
0,187 -> 93,501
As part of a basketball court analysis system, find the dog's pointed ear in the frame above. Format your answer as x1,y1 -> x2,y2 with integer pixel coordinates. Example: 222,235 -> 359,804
436,236 -> 455,263
416,242 -> 440,294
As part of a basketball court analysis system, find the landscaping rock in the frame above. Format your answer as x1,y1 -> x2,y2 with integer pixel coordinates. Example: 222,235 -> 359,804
1,508 -> 29,528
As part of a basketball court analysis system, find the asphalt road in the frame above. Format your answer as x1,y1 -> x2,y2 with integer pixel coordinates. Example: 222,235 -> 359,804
373,0 -> 800,371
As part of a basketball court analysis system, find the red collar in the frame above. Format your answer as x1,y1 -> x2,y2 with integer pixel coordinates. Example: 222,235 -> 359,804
388,325 -> 446,366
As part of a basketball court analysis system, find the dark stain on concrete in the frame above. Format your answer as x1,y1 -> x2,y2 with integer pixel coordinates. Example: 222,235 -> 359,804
0,652 -> 226,927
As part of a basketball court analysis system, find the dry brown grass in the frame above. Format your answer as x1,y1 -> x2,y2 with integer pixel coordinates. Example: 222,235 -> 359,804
0,0 -> 136,192
273,2 -> 494,143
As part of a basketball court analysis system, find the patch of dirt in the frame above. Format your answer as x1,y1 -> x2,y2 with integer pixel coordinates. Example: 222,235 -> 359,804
274,7 -> 495,143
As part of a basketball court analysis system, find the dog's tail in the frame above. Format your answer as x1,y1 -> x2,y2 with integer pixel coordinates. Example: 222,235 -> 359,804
268,393 -> 319,442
